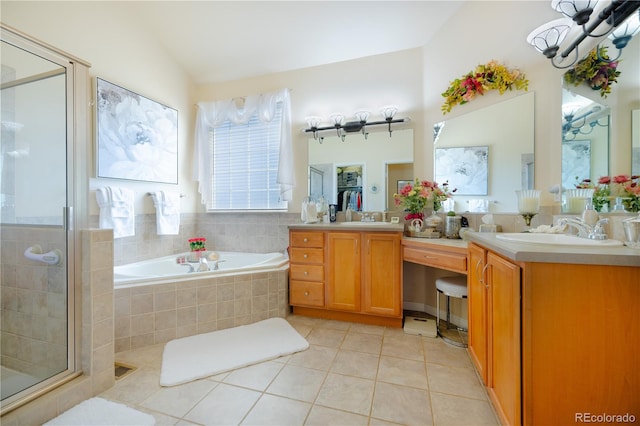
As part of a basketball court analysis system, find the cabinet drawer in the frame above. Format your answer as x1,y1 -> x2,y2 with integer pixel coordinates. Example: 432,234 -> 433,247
403,246 -> 467,273
290,231 -> 324,248
290,264 -> 324,281
290,247 -> 324,264
290,281 -> 324,307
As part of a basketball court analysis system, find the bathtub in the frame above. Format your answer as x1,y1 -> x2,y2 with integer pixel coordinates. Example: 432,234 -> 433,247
114,251 -> 289,288
113,250 -> 290,353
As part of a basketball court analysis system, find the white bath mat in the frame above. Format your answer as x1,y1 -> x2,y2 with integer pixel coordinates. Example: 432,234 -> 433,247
44,397 -> 155,425
160,317 -> 309,386
404,316 -> 437,338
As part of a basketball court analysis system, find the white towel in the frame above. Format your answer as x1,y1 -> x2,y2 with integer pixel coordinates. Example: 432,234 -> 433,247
468,199 -> 489,213
150,191 -> 181,235
96,187 -> 135,238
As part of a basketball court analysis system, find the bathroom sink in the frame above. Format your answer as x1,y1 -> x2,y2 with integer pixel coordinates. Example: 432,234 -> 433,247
495,233 -> 623,247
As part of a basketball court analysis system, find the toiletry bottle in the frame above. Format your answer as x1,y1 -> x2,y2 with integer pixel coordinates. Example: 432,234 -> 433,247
346,206 -> 352,222
581,198 -> 599,227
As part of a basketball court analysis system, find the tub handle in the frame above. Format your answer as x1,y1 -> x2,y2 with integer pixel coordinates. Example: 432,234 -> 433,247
24,245 -> 62,266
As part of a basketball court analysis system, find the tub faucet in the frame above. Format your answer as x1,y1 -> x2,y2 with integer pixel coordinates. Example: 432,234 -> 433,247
558,217 -> 609,240
198,257 -> 210,272
179,263 -> 195,273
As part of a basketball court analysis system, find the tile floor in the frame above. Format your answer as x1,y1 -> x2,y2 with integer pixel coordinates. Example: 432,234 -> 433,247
100,315 -> 498,425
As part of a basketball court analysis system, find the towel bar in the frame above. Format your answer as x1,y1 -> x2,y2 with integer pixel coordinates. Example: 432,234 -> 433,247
146,192 -> 185,198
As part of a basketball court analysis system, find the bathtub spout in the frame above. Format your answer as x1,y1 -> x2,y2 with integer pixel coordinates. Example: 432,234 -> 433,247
179,263 -> 195,273
198,257 -> 210,272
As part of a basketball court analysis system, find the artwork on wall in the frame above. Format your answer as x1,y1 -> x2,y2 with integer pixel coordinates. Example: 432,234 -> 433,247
561,140 -> 591,190
435,146 -> 488,195
397,180 -> 412,193
96,78 -> 178,184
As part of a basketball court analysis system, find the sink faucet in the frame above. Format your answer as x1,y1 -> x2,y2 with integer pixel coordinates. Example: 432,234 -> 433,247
360,212 -> 375,222
558,217 -> 609,240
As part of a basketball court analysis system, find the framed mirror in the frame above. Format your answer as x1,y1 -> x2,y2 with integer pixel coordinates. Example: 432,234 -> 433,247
433,92 -> 535,213
308,128 -> 413,212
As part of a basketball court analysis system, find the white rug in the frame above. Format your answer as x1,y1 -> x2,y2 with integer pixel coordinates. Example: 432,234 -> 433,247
44,397 -> 155,425
160,317 -> 309,386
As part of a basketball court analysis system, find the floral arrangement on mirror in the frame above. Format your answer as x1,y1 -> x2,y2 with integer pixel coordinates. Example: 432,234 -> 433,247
576,175 -> 640,212
394,178 -> 455,220
441,60 -> 529,114
563,47 -> 620,98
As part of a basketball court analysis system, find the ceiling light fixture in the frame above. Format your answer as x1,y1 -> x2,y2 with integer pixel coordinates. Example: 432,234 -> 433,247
304,106 -> 409,142
527,0 -> 640,69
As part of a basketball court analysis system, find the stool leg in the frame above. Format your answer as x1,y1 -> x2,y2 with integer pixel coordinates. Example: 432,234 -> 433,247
436,289 -> 441,336
446,295 -> 451,329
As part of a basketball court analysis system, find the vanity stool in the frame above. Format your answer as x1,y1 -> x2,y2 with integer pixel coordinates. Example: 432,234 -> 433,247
436,275 -> 468,348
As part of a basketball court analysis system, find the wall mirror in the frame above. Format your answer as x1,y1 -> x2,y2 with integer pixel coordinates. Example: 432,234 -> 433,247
561,88 -> 610,191
308,128 -> 413,212
433,92 -> 535,213
633,109 -> 640,175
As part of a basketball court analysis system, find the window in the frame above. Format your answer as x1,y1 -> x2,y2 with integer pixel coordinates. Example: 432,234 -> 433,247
208,103 -> 287,210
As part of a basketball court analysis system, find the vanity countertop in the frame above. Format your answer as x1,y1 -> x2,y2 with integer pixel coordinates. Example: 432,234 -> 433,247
466,232 -> 640,267
288,222 -> 405,232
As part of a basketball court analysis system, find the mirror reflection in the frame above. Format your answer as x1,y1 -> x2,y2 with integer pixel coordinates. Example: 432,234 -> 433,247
633,109 -> 640,175
561,88 -> 610,191
433,92 -> 535,213
308,128 -> 413,212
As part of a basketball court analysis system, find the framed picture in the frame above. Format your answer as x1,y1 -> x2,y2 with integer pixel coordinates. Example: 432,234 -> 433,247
435,146 -> 489,195
397,180 -> 412,193
96,78 -> 178,184
561,139 -> 591,190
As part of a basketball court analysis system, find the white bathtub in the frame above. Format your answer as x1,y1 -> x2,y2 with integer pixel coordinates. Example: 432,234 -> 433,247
114,251 -> 289,288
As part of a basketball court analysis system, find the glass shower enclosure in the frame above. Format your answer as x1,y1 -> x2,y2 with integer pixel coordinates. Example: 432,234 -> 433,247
1,26 -> 78,413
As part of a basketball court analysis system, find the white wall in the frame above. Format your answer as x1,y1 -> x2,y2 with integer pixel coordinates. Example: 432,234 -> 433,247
2,1 -> 196,216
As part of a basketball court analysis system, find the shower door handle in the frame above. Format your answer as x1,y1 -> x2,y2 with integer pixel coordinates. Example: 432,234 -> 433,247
64,206 -> 73,230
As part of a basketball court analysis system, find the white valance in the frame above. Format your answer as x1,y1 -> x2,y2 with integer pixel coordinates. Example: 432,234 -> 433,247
193,88 -> 294,206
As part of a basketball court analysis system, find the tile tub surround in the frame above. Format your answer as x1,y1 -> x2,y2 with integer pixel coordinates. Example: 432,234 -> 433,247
114,269 -> 289,353
100,315 -> 499,425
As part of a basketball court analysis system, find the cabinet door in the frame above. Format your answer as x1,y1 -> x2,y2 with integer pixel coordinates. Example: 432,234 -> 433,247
487,252 -> 521,426
326,232 -> 361,312
362,232 -> 401,317
468,243 -> 488,384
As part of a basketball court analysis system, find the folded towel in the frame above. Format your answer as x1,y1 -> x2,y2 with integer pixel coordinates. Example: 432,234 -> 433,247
150,191 -> 181,235
96,187 -> 135,238
468,199 -> 489,213
529,224 -> 567,234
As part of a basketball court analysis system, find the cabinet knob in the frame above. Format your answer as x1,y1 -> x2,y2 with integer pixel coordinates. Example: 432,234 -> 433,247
304,291 -> 309,296
303,238 -> 308,243
304,271 -> 308,275
303,253 -> 308,258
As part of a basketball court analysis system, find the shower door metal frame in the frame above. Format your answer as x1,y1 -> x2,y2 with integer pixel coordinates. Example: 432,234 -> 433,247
1,23 -> 90,414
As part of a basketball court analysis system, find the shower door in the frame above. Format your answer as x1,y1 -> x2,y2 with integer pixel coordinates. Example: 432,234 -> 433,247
1,28 -> 77,412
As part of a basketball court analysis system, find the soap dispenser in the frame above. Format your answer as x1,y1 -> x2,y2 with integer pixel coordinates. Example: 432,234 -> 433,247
581,198 -> 599,227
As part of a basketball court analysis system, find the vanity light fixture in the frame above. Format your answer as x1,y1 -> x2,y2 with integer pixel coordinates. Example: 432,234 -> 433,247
527,0 -> 640,69
598,8 -> 640,61
303,106 -> 409,142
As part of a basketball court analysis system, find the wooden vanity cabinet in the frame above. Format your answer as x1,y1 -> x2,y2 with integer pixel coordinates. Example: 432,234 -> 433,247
289,231 -> 325,307
468,241 -> 640,426
290,229 -> 402,327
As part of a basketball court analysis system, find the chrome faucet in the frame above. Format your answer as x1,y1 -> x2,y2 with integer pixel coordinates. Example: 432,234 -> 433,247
558,217 -> 609,240
179,263 -> 195,273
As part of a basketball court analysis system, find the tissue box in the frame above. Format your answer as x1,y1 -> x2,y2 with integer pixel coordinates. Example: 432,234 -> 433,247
479,224 -> 502,233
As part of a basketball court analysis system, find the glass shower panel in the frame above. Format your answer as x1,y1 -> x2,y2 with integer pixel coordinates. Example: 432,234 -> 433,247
1,40 -> 69,403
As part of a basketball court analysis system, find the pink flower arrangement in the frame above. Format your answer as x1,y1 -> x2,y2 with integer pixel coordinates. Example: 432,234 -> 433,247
394,178 -> 455,220
576,175 -> 639,212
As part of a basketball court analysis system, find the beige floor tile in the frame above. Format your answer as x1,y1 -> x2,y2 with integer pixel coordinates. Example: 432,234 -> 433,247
330,350 -> 379,380
423,338 -> 473,369
368,418 -> 404,426
315,373 -> 375,416
184,383 -> 261,425
371,381 -> 432,425
223,361 -> 284,391
430,392 -> 499,425
140,379 -> 217,418
266,364 -> 327,402
241,393 -> 311,425
317,319 -> 352,331
291,323 -> 312,337
306,327 -> 346,348
304,405 -> 369,425
341,331 -> 383,354
288,345 -> 337,371
348,322 -> 386,336
426,363 -> 487,400
381,334 -> 425,361
377,356 -> 429,389
100,366 -> 163,405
